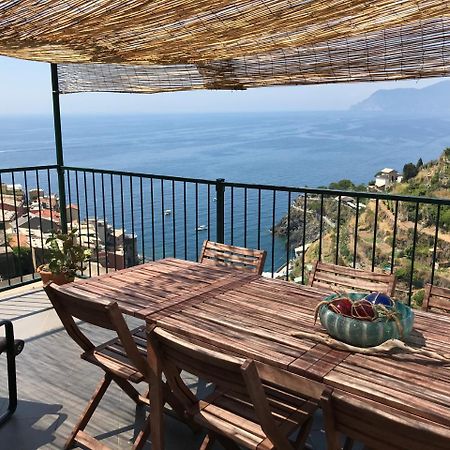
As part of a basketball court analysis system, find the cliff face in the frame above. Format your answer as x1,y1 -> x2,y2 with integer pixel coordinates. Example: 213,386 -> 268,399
273,196 -> 324,247
275,149 -> 450,304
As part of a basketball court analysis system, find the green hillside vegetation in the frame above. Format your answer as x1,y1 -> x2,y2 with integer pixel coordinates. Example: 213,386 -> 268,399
275,148 -> 450,306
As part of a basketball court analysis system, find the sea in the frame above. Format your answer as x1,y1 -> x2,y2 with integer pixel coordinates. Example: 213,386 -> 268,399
1,111 -> 450,272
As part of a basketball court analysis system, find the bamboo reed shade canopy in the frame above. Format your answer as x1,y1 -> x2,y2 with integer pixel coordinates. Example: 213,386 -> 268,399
1,1 -> 450,94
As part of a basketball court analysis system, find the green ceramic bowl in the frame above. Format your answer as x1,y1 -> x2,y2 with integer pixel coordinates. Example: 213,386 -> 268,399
318,293 -> 414,348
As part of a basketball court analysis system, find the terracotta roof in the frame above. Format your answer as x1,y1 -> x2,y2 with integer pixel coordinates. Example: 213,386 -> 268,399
29,209 -> 61,222
9,234 -> 30,249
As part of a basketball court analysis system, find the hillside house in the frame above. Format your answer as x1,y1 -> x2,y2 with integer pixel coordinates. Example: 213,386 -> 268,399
17,213 -> 57,234
375,168 -> 400,190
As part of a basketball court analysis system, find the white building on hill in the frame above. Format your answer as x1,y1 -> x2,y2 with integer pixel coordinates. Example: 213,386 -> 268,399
374,168 -> 401,190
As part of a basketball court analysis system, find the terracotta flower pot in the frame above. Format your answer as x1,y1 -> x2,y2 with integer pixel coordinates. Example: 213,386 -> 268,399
37,266 -> 73,286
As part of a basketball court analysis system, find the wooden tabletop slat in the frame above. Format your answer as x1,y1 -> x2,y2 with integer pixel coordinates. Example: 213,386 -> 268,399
56,258 -> 450,434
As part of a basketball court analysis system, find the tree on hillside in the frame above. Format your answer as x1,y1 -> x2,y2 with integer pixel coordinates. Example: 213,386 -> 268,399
403,163 -> 418,181
416,158 -> 423,170
328,179 -> 366,192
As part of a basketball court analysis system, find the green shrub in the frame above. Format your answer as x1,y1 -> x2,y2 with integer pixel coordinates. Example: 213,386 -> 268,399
412,289 -> 425,308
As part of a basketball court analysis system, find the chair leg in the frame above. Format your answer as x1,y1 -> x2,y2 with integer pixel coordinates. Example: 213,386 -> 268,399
132,413 -> 152,450
294,417 -> 313,449
65,373 -> 113,449
200,432 -> 216,450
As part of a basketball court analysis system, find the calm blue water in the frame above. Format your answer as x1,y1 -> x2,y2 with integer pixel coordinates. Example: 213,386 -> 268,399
1,111 -> 449,272
2,111 -> 449,185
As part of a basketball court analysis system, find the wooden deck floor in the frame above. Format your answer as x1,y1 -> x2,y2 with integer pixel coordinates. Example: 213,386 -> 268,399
0,285 -> 328,449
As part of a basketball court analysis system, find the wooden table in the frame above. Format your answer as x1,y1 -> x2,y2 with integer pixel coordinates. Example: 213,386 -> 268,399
59,258 -> 257,319
58,258 -> 450,449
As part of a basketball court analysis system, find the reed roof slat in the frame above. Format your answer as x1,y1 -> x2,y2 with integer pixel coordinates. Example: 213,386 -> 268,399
1,1 -> 449,93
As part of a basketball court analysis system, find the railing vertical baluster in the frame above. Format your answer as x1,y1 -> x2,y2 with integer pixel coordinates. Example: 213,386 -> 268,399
35,171 -> 45,267
140,177 -> 145,264
0,173 -> 12,286
172,180 -> 176,258
244,187 -> 248,248
195,183 -> 199,260
66,170 -> 73,229
150,178 -> 155,261
23,171 -> 35,280
215,178 -> 225,244
183,181 -> 187,260
371,198 -> 379,272
302,193 -> 307,285
207,184 -> 211,241
353,197 -> 360,268
110,174 -> 117,270
271,190 -> 276,278
390,200 -> 399,274
11,172 -> 23,283
408,202 -> 420,305
47,169 -> 54,232
75,171 -> 82,247
161,179 -> 165,259
257,189 -> 261,249
92,172 -> 100,275
230,186 -> 234,245
318,194 -> 324,261
129,176 -> 135,266
120,175 -> 125,268
430,204 -> 441,286
286,191 -> 291,281
83,171 -> 91,277
335,195 -> 341,264
101,173 -> 108,273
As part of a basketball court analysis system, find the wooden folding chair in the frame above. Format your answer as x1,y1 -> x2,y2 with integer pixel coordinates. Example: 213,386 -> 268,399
200,240 -> 266,275
309,261 -> 396,296
321,390 -> 450,450
422,284 -> 450,314
44,283 -> 151,450
148,325 -> 326,450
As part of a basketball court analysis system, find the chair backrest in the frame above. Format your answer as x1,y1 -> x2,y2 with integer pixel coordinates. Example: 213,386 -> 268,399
44,283 -> 148,377
422,284 -> 450,313
321,390 -> 450,450
309,261 -> 396,296
148,326 -> 325,450
200,240 -> 266,275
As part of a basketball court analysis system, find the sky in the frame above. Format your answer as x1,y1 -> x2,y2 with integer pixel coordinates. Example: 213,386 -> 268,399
0,56 -> 445,115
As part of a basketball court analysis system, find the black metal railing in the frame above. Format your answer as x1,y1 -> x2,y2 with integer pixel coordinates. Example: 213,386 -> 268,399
1,165 -> 449,306
0,165 -> 59,289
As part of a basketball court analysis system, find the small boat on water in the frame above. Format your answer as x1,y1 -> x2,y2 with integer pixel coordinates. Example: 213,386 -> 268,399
196,225 -> 208,232
164,209 -> 171,216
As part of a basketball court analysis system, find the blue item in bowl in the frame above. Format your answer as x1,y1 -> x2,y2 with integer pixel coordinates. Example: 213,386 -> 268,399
318,293 -> 414,348
365,292 -> 394,308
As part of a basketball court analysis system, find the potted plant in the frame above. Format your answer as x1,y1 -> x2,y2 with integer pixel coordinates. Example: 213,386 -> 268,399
37,228 -> 91,285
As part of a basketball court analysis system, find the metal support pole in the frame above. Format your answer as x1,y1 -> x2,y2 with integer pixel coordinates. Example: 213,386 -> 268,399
215,178 -> 225,243
51,63 -> 68,233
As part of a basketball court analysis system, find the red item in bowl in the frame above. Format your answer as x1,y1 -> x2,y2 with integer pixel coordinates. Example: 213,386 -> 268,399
328,298 -> 352,317
351,300 -> 376,320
